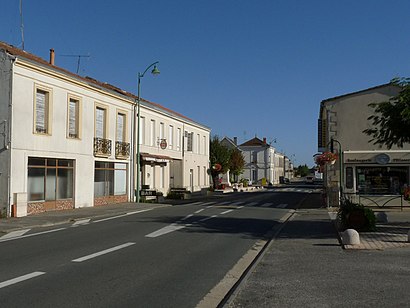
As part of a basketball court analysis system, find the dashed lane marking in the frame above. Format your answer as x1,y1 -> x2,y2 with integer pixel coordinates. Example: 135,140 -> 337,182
0,272 -> 46,289
72,242 -> 136,262
72,219 -> 91,227
276,204 -> 288,208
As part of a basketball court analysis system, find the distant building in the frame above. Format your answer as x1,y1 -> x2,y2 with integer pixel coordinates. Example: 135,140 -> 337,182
0,41 -> 210,217
318,83 -> 409,206
237,137 -> 289,185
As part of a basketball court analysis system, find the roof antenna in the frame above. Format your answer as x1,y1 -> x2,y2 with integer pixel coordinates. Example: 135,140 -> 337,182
20,0 -> 25,50
60,54 -> 91,74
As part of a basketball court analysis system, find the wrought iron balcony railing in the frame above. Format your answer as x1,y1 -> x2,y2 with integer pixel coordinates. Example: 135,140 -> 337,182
115,141 -> 130,159
94,137 -> 112,157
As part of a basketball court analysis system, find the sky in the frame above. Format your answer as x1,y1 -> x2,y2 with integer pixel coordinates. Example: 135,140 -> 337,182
1,0 -> 410,166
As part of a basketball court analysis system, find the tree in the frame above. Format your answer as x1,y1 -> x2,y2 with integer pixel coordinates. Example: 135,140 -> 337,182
209,136 -> 231,188
229,148 -> 245,183
295,164 -> 310,177
364,77 -> 410,149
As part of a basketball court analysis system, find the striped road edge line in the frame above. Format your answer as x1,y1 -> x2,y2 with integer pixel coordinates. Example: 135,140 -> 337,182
0,229 -> 31,240
0,272 -> 46,289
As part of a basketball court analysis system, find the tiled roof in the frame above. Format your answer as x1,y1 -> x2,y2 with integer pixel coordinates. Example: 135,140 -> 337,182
0,41 -> 208,129
239,137 -> 267,147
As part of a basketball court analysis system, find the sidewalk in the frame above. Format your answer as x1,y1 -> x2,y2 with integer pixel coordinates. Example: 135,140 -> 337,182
226,208 -> 410,307
329,207 -> 410,250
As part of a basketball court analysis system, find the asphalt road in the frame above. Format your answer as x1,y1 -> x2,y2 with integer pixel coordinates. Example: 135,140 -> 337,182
0,188 -> 316,308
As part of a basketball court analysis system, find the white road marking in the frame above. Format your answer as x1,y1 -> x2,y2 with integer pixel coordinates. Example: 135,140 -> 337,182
0,228 -> 66,243
206,205 -> 214,209
261,202 -> 273,207
237,206 -> 245,209
93,209 -> 152,223
195,209 -> 205,214
276,204 -> 288,208
181,214 -> 193,221
198,215 -> 217,222
72,242 -> 135,262
219,201 -> 231,205
201,202 -> 216,206
220,209 -> 233,215
145,224 -> 186,238
0,229 -> 31,240
248,202 -> 258,206
0,272 -> 46,289
72,219 -> 90,226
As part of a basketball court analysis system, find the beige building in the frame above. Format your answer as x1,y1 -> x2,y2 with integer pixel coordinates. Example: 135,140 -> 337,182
0,41 -> 209,217
318,83 -> 410,206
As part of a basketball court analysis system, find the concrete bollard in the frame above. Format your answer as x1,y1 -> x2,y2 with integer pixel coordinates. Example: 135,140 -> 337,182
342,229 -> 360,245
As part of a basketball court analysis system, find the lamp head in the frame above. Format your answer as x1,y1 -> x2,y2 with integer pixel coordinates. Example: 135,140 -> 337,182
151,65 -> 160,76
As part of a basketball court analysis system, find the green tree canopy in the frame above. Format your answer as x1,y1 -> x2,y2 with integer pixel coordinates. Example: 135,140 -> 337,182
209,136 -> 231,188
364,77 -> 410,149
229,148 -> 245,181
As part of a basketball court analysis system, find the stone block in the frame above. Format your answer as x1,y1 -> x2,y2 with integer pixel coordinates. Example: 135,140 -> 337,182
341,229 -> 360,245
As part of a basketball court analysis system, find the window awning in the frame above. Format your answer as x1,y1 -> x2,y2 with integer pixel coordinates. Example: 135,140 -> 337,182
140,153 -> 172,163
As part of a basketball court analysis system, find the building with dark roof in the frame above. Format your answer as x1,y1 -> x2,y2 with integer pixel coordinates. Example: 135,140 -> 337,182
0,41 -> 210,217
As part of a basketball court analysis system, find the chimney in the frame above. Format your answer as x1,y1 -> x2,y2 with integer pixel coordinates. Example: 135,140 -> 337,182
49,48 -> 55,65
233,137 -> 237,145
263,137 -> 267,144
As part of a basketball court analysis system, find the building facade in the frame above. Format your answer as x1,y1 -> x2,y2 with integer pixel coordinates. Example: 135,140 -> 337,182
0,42 -> 210,217
318,83 -> 410,206
238,137 -> 287,185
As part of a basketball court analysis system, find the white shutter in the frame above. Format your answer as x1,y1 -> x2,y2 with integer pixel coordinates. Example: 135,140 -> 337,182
36,90 -> 47,133
116,113 -> 125,142
96,108 -> 105,138
69,99 -> 78,137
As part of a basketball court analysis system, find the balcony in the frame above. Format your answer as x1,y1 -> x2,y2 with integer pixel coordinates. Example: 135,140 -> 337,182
94,137 -> 112,157
115,141 -> 130,159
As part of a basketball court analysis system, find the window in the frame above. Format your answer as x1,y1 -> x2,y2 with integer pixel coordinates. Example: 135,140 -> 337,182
159,122 -> 164,140
252,151 -> 258,164
68,97 -> 80,139
204,166 -> 207,186
139,116 -> 145,145
197,134 -> 200,153
356,167 -> 408,195
203,136 -> 207,155
169,125 -> 173,149
150,119 -> 156,146
34,88 -> 51,134
94,162 -> 127,197
197,166 -> 200,186
187,132 -> 193,152
95,106 -> 107,138
177,128 -> 181,151
116,112 -> 126,142
27,157 -> 74,201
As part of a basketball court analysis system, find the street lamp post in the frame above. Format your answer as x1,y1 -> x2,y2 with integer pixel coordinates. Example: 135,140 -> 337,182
134,61 -> 160,203
327,138 -> 343,206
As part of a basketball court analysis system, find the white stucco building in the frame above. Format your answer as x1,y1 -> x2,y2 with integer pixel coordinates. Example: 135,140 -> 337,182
0,41 -> 210,217
238,137 -> 288,185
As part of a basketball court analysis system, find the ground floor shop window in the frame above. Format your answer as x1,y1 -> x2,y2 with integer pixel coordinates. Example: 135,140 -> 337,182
27,157 -> 74,201
94,162 -> 127,197
356,166 -> 408,195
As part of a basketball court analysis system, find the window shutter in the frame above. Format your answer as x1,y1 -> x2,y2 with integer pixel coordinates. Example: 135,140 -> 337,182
116,114 -> 124,142
96,108 -> 105,138
36,90 -> 47,133
69,100 -> 78,137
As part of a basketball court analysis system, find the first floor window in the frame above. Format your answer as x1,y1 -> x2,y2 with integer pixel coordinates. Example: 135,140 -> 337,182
68,98 -> 80,138
35,89 -> 50,134
94,162 -> 127,196
27,158 -> 74,201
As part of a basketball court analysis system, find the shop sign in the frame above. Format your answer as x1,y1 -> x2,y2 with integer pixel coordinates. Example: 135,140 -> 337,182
375,153 -> 390,165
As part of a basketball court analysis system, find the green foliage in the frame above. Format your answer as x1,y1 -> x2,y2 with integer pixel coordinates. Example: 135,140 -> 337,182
209,136 -> 231,188
229,148 -> 245,179
364,77 -> 410,149
295,164 -> 310,177
337,199 -> 376,232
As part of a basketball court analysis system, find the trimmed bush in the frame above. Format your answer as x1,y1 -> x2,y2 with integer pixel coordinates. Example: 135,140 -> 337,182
337,199 -> 376,232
